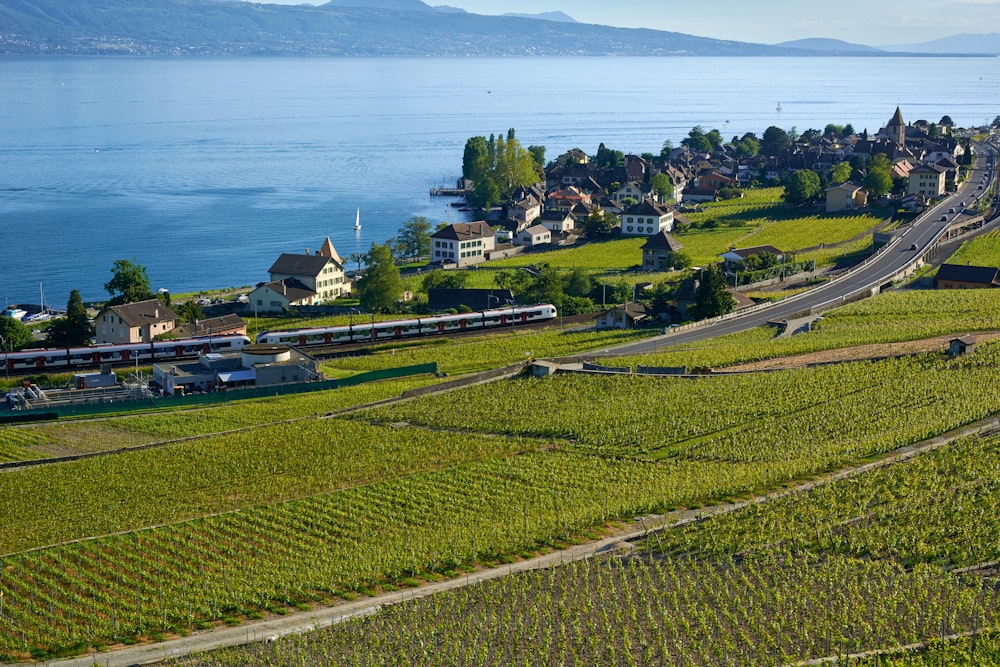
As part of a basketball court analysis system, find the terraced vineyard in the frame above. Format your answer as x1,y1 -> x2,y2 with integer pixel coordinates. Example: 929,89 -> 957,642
5,288 -> 1000,662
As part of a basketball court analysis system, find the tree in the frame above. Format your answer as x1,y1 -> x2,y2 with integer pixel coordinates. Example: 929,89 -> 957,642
863,154 -> 893,197
563,267 -> 593,298
462,135 -> 488,183
689,265 -> 736,320
396,216 -> 432,262
470,177 -> 501,210
992,115 -> 1000,129
422,270 -> 469,292
523,264 -> 564,307
660,139 -> 674,156
104,258 -> 154,306
494,269 -> 533,295
681,126 -> 713,153
784,169 -> 822,204
593,143 -> 624,169
0,315 -> 34,351
45,290 -> 95,347
348,252 -> 365,275
175,299 -> 204,324
939,115 -> 954,127
729,132 -> 759,158
650,172 -> 674,201
831,161 -> 853,185
356,243 -> 402,313
527,145 -> 546,169
760,126 -> 790,156
580,210 -> 618,237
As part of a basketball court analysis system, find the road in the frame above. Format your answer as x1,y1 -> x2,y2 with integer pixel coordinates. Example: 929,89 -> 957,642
601,138 -> 997,356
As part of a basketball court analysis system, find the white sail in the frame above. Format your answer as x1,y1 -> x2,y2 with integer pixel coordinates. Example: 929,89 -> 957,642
354,208 -> 361,231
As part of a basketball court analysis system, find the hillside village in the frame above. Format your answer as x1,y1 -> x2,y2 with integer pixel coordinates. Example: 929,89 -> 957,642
246,107 -> 985,320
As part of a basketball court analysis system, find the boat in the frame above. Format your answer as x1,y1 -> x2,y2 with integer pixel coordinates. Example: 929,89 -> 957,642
776,102 -> 782,112
353,208 -> 361,231
2,307 -> 27,321
24,282 -> 53,323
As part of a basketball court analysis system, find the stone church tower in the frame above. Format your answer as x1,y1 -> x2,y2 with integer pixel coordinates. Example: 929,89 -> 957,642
885,106 -> 906,148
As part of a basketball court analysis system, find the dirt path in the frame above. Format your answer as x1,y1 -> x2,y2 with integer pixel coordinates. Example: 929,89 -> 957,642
718,330 -> 1000,372
22,413 -> 1000,667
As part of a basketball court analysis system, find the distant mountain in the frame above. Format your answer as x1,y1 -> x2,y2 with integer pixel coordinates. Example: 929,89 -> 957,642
775,38 -> 883,54
431,5 -> 468,14
501,12 -> 576,24
320,0 -> 433,10
881,33 -> 1000,55
0,0 -> 807,56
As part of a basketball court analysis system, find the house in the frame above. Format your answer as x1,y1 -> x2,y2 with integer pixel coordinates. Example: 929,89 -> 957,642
168,314 -> 247,339
249,278 -> 318,314
546,186 -> 591,213
935,264 -> 1000,290
621,199 -> 674,236
949,335 -> 977,357
615,181 -> 648,202
539,209 -> 575,235
641,231 -> 684,271
825,182 -> 868,212
95,299 -> 177,345
516,224 -> 552,248
268,239 -> 349,302
508,195 -> 542,224
595,302 -> 650,330
719,245 -> 786,272
908,164 -> 947,198
431,221 -> 496,267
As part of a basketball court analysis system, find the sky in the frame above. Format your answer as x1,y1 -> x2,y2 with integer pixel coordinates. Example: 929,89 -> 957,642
252,0 -> 1000,46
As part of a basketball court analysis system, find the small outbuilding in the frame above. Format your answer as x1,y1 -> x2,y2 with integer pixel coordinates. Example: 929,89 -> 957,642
949,335 -> 977,357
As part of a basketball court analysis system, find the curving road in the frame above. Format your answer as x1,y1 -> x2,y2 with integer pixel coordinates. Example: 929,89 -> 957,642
601,138 -> 998,357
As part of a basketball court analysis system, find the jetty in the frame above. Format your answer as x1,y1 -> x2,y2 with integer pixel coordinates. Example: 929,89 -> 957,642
429,186 -> 470,196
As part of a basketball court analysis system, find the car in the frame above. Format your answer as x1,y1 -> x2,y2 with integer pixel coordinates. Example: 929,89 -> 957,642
908,243 -> 918,251
948,207 -> 955,213
940,215 -> 948,221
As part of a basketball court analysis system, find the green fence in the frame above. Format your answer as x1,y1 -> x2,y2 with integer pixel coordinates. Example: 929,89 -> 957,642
35,363 -> 438,420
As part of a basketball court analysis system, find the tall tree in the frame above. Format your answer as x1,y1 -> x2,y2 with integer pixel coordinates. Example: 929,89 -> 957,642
0,314 -> 34,351
831,161 -> 853,185
175,300 -> 204,324
650,172 -> 674,201
462,136 -> 488,183
422,270 -> 469,291
784,169 -> 822,203
104,258 -> 154,306
863,154 -> 893,197
690,265 -> 736,320
396,216 -> 433,262
356,243 -> 402,313
45,290 -> 95,347
760,126 -> 791,156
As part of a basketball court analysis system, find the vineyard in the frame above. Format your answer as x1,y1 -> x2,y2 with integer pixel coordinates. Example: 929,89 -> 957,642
4,284 -> 1000,662
941,228 -> 1000,271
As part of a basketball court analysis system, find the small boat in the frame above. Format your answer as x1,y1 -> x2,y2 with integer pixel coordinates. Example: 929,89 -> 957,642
2,307 -> 27,321
776,102 -> 783,112
353,208 -> 361,231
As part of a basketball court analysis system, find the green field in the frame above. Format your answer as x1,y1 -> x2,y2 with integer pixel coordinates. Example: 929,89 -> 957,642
942,228 -> 1000,270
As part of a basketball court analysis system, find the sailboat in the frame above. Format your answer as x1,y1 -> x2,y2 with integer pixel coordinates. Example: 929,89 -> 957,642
25,282 -> 52,323
353,208 -> 361,232
776,102 -> 783,112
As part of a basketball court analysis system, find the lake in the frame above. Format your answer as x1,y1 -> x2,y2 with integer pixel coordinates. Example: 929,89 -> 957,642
1,55 -> 998,306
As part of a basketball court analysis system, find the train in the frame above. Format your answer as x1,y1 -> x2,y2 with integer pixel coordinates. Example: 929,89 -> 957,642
255,303 -> 558,347
1,335 -> 252,374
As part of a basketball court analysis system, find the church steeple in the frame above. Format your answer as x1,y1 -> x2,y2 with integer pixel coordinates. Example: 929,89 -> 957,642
886,106 -> 906,147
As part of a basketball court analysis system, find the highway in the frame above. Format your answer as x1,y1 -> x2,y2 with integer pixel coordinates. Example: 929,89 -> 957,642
601,138 -> 998,357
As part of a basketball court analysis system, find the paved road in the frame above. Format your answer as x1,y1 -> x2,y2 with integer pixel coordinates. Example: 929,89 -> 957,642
600,140 -> 997,356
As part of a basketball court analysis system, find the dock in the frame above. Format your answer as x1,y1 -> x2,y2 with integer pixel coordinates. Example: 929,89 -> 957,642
429,187 -> 470,196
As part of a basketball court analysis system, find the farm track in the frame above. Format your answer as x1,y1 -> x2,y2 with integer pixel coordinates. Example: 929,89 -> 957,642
19,412 -> 1000,667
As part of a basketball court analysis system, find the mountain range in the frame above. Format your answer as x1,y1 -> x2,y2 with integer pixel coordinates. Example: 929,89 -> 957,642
0,0 -> 996,56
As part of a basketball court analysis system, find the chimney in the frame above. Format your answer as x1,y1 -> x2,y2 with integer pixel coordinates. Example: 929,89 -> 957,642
154,307 -> 159,318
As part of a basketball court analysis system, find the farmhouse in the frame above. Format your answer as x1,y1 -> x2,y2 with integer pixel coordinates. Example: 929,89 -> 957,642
268,240 -> 350,302
431,221 -> 496,267
621,199 -> 674,237
95,299 -> 177,345
641,231 -> 684,271
935,264 -> 1000,290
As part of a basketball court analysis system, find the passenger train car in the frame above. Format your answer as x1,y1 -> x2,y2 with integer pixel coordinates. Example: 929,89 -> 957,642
1,335 -> 252,374
256,303 -> 558,347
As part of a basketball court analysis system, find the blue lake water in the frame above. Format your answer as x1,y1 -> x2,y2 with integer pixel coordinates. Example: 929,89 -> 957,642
1,55 -> 998,306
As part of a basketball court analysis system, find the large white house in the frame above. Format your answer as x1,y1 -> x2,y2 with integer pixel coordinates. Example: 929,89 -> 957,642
431,221 -> 496,267
620,199 -> 674,237
907,164 -> 947,198
267,237 -> 349,302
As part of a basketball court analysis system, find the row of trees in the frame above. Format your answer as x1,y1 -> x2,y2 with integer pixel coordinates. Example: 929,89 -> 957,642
462,129 -> 545,209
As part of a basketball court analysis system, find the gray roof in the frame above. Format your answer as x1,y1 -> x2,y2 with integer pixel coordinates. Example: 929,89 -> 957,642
105,299 -> 177,327
642,231 -> 683,252
432,221 -> 494,241
255,278 -> 316,303
268,253 -> 341,278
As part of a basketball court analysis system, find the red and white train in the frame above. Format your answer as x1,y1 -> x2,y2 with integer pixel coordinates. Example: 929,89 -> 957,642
1,335 -> 252,374
256,303 -> 558,346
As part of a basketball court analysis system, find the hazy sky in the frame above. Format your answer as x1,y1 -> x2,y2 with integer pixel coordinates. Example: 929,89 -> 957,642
254,0 -> 999,46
